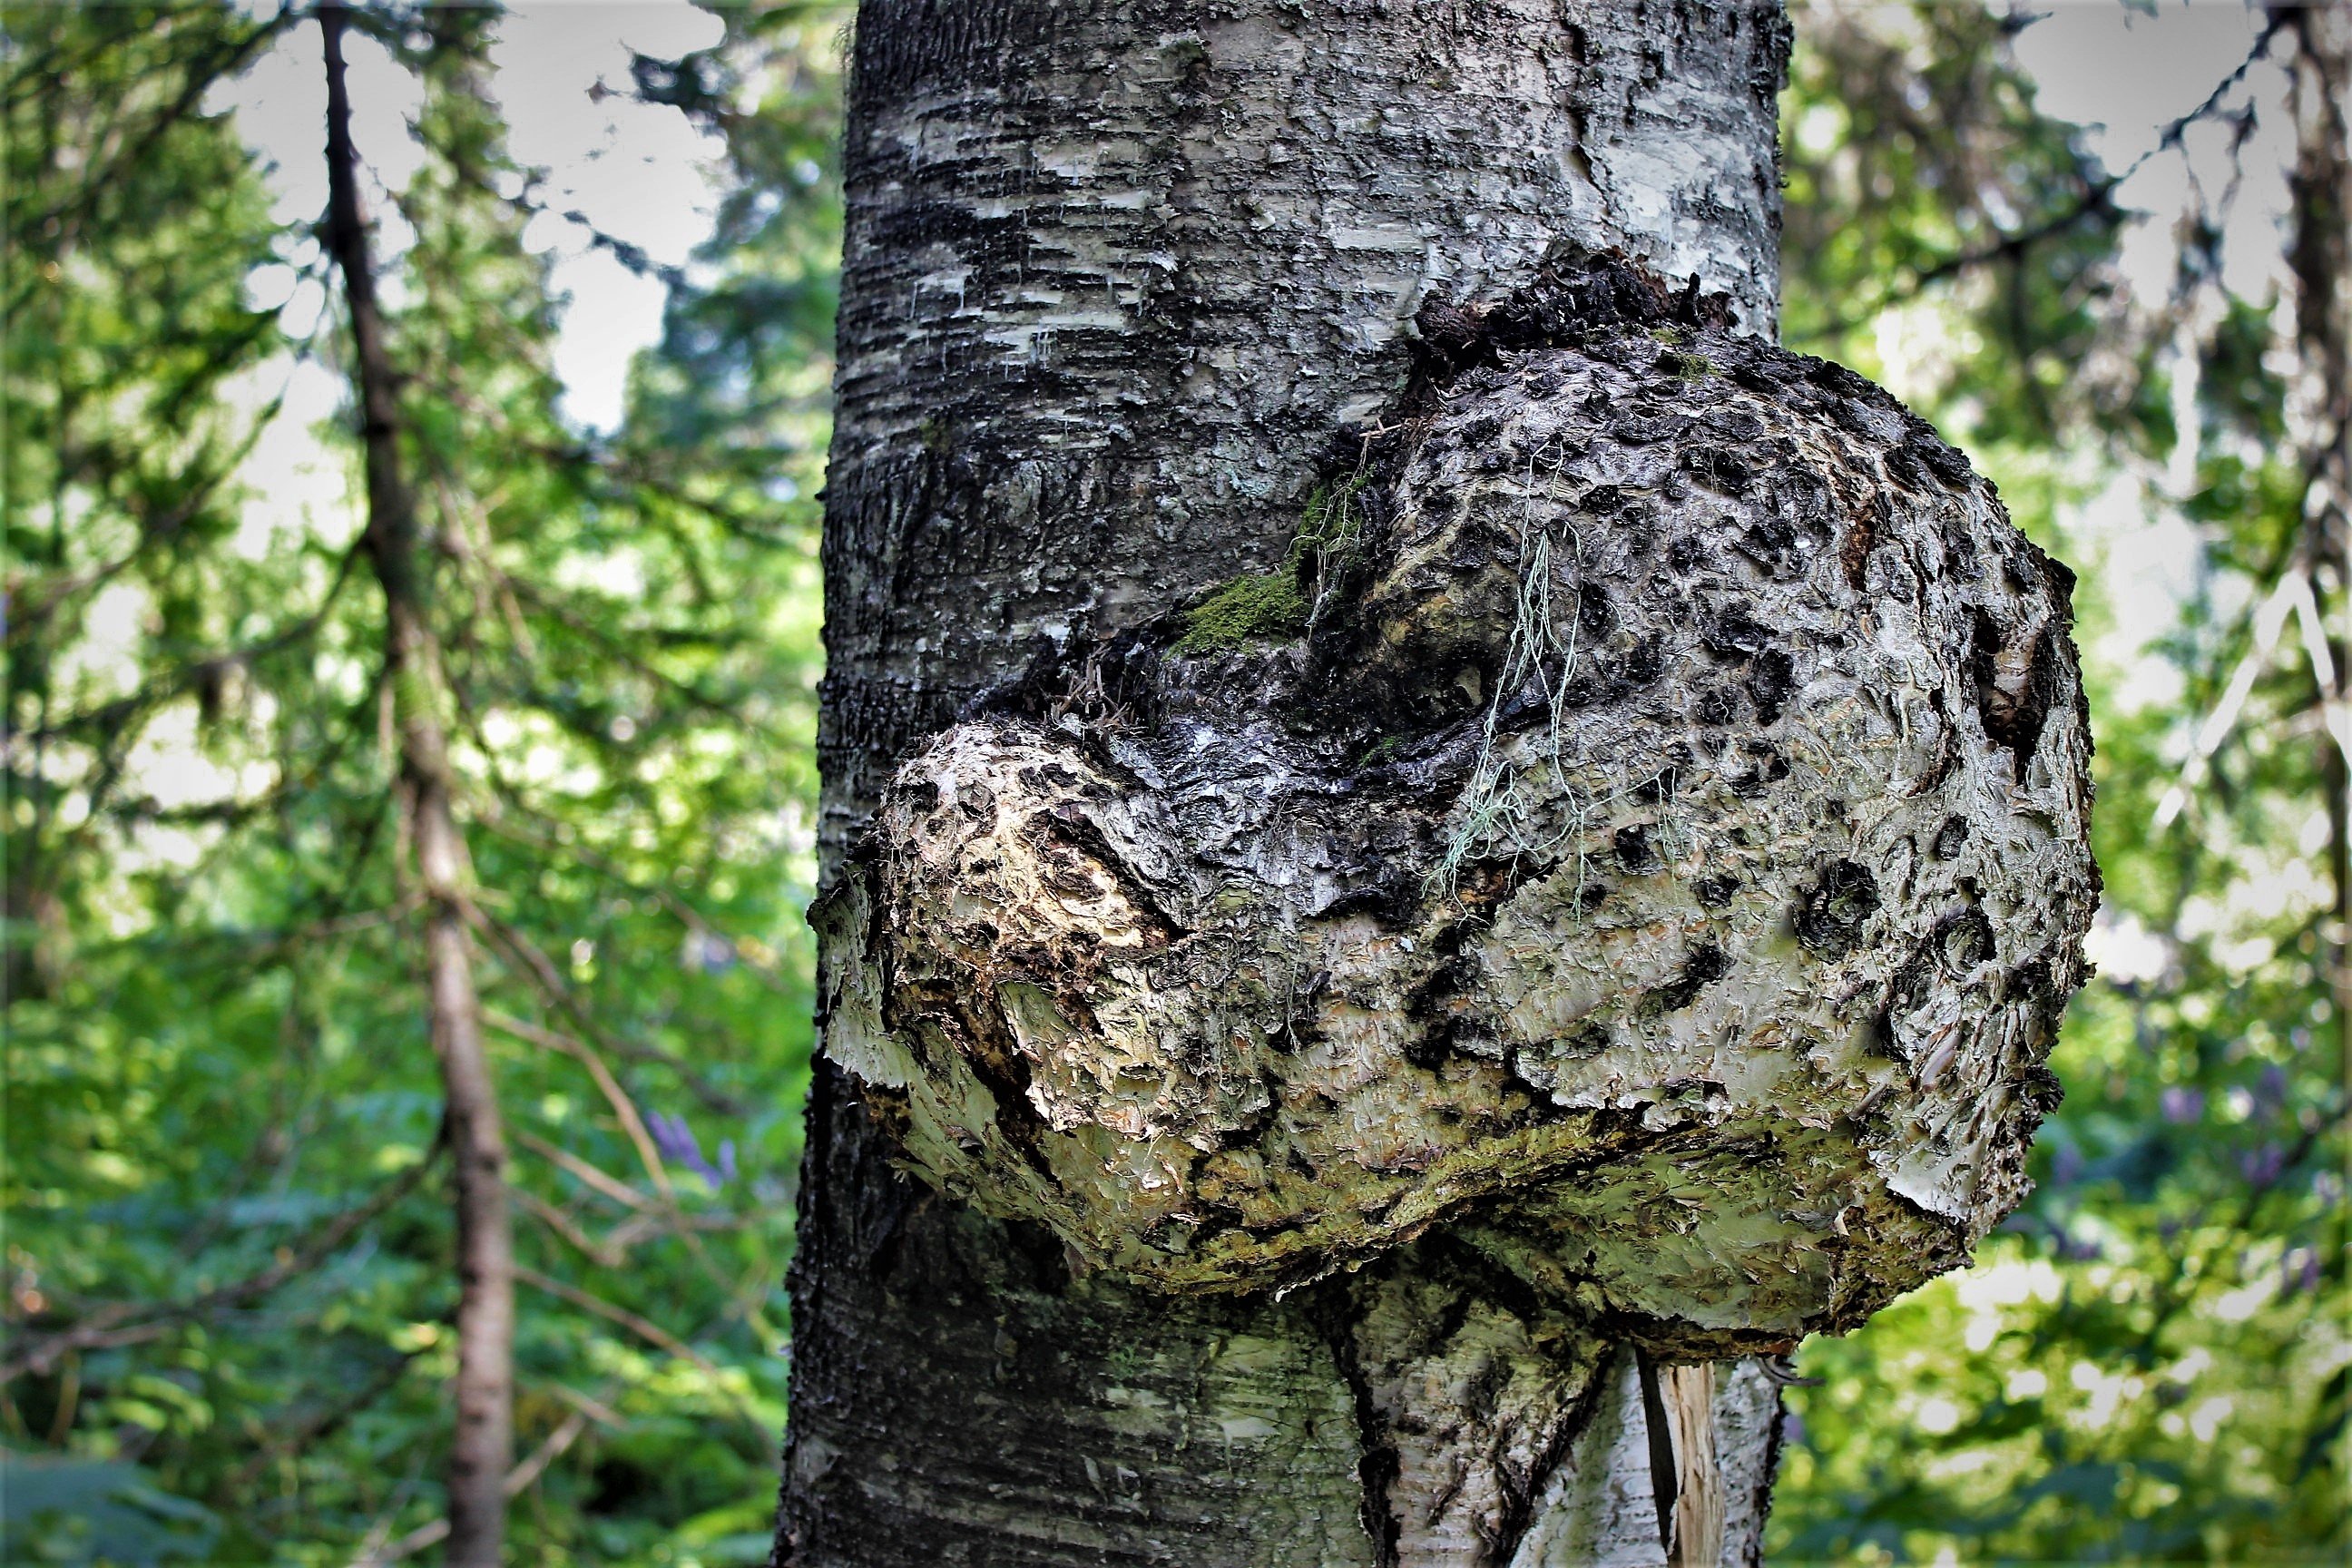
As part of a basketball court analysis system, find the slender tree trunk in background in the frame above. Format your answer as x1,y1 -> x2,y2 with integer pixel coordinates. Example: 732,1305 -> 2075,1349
2276,2 -> 2352,1080
320,6 -> 514,1562
782,5 -> 1791,1563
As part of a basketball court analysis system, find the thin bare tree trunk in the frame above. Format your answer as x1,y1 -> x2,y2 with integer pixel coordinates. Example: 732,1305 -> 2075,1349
780,5 -> 1798,1563
319,6 -> 513,1562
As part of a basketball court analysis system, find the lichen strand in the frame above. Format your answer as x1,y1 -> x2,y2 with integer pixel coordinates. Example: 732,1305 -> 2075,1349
815,251 -> 2098,1356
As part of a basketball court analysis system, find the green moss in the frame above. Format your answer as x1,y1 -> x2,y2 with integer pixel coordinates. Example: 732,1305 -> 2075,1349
1171,468 -> 1389,656
1649,324 -> 1690,346
1663,348 -> 1715,380
1172,471 -> 1377,654
1174,568 -> 1308,653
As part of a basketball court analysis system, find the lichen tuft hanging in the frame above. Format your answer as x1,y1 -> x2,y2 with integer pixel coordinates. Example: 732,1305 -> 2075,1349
811,247 -> 2097,1356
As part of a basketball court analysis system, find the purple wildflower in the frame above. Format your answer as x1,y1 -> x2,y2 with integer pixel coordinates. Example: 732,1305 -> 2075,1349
681,930 -> 737,975
2160,1085 -> 2203,1125
648,1111 -> 734,1192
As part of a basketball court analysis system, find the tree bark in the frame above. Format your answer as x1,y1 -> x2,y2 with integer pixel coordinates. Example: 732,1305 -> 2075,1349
782,6 -> 1798,1564
320,6 -> 514,1562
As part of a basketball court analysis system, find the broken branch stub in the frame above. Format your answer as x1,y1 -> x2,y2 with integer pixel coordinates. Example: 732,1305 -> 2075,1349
815,250 -> 2097,1356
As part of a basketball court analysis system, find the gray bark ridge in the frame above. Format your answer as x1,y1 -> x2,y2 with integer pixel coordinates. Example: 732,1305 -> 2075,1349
821,246 -> 2097,1351
779,5 -> 1951,1565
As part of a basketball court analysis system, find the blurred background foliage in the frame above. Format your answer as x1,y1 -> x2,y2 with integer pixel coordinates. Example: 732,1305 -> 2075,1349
5,3 -> 846,1560
0,1 -> 2343,1563
1771,4 -> 2347,1563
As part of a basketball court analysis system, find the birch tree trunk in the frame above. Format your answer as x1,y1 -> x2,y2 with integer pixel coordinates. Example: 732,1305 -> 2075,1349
779,4 -> 2091,1563
782,8 -> 1792,1563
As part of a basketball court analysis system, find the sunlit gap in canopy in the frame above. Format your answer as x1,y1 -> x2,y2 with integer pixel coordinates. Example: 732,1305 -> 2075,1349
212,0 -> 728,441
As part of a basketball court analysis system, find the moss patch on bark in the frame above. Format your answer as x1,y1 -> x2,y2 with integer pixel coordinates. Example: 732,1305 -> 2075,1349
1174,568 -> 1309,652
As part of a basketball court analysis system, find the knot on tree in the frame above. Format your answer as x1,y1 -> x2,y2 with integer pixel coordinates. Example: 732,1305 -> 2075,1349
814,248 -> 2097,1356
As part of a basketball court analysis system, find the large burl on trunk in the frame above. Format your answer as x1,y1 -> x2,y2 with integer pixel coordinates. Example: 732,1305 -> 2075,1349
821,248 -> 2097,1342
779,6 -> 2092,1566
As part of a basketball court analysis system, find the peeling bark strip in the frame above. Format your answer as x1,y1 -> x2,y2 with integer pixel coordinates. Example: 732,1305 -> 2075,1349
1661,1363 -> 1720,1568
772,5 -> 2015,1564
822,250 -> 2097,1344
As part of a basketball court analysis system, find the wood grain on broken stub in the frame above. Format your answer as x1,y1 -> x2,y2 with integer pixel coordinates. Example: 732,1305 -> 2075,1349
815,250 -> 2097,1361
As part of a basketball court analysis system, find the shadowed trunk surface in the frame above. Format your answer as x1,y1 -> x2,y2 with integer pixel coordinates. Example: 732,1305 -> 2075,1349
783,5 -> 1799,1563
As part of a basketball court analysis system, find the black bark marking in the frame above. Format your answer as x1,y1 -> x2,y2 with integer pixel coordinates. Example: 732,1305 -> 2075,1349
1644,940 -> 1732,1014
1746,648 -> 1796,725
1635,1348 -> 1680,1553
1793,859 -> 1880,959
1615,823 -> 1662,875
1319,1291 -> 1404,1568
1970,608 -> 2059,780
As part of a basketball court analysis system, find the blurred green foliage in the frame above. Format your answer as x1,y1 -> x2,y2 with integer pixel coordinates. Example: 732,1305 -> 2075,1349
2,2 -> 2343,1564
1771,5 -> 2347,1563
5,3 -> 845,1560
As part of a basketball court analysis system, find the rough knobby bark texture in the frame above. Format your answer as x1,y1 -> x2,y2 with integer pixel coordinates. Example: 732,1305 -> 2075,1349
822,260 -> 2095,1336
780,5 -> 2087,1564
321,7 -> 514,1562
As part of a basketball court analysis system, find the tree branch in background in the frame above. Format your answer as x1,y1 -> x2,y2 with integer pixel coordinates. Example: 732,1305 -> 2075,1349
351,1399 -> 604,1568
512,1266 -> 768,1436
1797,16 -> 2285,352
2,1151 -> 436,1381
488,1004 -> 780,1342
512,1128 -> 655,1211
481,1007 -> 678,1203
319,4 -> 512,1560
472,910 -> 747,1116
478,805 -> 793,995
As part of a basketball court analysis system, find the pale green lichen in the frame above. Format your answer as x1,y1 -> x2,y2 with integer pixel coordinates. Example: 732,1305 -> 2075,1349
1432,526 -> 1584,894
1299,469 -> 1374,632
1299,470 -> 1371,551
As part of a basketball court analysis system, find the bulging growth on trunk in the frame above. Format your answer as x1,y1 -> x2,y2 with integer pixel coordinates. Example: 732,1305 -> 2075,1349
816,250 -> 2097,1357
